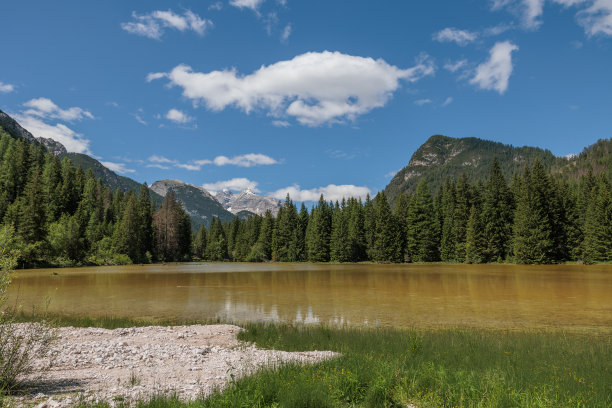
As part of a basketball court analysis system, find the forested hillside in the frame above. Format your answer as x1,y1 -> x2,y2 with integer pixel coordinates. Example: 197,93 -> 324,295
385,135 -> 559,201
0,130 -> 191,266
195,158 -> 611,265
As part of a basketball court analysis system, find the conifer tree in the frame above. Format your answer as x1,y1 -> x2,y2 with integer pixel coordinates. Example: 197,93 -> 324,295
452,172 -> 471,262
439,178 -> 457,261
372,192 -> 403,262
582,177 -> 612,262
331,200 -> 351,262
482,158 -> 513,262
465,205 -> 486,263
206,217 -> 229,261
306,195 -> 332,262
405,180 -> 438,262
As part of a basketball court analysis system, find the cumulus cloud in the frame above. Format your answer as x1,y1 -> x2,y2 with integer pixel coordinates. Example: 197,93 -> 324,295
0,81 -> 15,93
433,27 -> 478,45
470,41 -> 519,94
121,9 -> 212,39
202,178 -> 260,194
14,114 -> 91,153
148,51 -> 435,126
269,184 -> 371,202
100,161 -> 136,174
23,97 -> 93,121
165,108 -> 194,124
213,153 -> 278,167
230,0 -> 265,11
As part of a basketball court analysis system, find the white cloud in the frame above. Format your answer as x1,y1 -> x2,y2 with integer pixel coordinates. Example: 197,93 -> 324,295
148,155 -> 175,163
149,51 -> 435,126
522,0 -> 546,28
121,9 -> 212,39
14,114 -> 91,154
202,178 -> 260,194
442,97 -> 454,106
444,59 -> 468,73
272,120 -> 290,127
165,108 -> 194,124
23,97 -> 93,121
470,41 -> 519,94
433,28 -> 478,45
213,153 -> 278,167
146,163 -> 171,170
146,72 -> 167,82
209,2 -> 223,10
0,81 -> 15,93
100,161 -> 136,174
281,23 -> 292,42
269,184 -> 371,202
230,0 -> 265,11
414,99 -> 432,106
175,163 -> 202,171
576,0 -> 612,36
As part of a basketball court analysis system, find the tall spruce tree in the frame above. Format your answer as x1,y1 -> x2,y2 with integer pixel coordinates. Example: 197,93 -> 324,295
482,158 -> 513,262
405,180 -> 438,262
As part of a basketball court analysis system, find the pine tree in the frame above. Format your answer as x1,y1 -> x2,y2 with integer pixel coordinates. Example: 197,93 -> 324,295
306,195 -> 332,262
452,172 -> 471,262
393,192 -> 409,262
17,166 -> 47,244
193,226 -> 208,259
582,177 -> 612,263
206,217 -> 229,261
405,180 -> 438,262
465,205 -> 486,263
330,200 -> 351,262
439,178 -> 456,261
482,158 -> 513,262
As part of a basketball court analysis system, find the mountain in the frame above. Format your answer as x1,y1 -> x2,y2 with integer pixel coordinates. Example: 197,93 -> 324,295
151,180 -> 235,231
0,109 -> 66,155
385,135 -> 559,201
215,188 -> 281,216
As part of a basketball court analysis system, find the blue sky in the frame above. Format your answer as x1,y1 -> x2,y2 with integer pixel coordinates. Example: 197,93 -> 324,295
1,0 -> 611,201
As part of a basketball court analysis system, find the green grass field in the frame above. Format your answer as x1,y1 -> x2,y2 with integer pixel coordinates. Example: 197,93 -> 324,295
10,314 -> 612,408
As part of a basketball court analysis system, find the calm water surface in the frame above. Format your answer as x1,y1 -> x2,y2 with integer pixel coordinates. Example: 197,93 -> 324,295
7,263 -> 612,329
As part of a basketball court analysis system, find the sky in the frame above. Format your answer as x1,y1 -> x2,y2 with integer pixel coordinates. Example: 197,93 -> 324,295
1,0 -> 611,202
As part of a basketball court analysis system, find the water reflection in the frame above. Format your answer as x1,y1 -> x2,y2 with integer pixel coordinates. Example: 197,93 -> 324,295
7,263 -> 612,329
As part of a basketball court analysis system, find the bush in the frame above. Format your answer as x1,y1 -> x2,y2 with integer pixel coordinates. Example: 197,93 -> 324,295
0,225 -> 55,394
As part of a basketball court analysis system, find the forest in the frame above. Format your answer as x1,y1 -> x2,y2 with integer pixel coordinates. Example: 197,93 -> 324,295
1,131 -> 610,267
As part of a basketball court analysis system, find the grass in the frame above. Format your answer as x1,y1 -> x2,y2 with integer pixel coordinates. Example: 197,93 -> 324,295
12,313 -> 612,408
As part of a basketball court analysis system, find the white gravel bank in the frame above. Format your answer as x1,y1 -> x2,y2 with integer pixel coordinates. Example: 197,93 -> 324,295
8,324 -> 338,407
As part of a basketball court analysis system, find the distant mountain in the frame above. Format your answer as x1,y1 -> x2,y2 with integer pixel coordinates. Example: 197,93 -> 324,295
385,135 -> 559,201
0,109 -> 66,155
215,188 -> 281,216
151,180 -> 235,231
554,138 -> 612,181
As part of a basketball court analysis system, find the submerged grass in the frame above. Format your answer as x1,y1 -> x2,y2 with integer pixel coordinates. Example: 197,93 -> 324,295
13,314 -> 612,407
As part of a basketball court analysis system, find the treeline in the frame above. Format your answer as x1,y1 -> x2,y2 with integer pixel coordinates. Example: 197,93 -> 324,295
0,132 -> 191,266
1,129 -> 610,266
196,159 -> 611,264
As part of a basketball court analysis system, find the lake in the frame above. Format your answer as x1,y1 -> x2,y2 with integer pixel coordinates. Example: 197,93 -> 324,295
7,263 -> 612,330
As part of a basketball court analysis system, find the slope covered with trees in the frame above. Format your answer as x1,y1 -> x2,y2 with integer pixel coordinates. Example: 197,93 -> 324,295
195,158 -> 611,265
0,130 -> 191,266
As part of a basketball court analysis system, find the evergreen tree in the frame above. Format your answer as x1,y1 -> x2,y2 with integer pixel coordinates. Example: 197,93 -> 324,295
482,158 -> 513,262
452,172 -> 471,262
193,226 -> 207,259
465,205 -> 486,263
405,180 -> 438,262
17,166 -> 47,244
439,178 -> 457,261
206,217 -> 229,261
306,196 -> 332,262
582,177 -> 612,262
330,200 -> 351,262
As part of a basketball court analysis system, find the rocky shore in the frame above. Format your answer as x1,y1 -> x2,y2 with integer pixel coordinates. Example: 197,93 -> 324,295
9,324 -> 338,407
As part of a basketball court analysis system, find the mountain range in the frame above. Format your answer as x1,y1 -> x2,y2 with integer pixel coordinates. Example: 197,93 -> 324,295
1,109 -> 610,229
